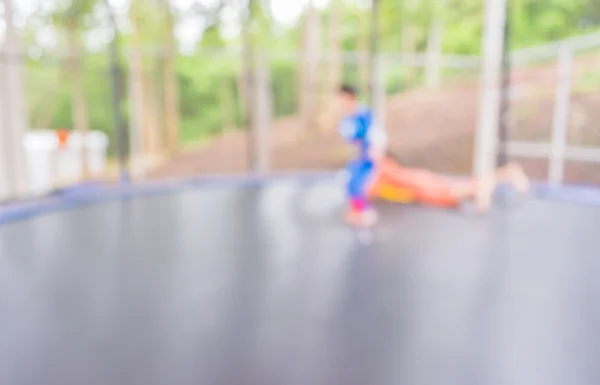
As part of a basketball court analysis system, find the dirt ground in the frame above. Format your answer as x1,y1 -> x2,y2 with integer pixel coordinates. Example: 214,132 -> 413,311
148,56 -> 600,185
147,84 -> 480,178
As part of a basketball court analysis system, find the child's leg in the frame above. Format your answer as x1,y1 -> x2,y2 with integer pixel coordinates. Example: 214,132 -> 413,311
371,156 -> 529,212
449,162 -> 529,212
346,166 -> 377,226
346,196 -> 375,224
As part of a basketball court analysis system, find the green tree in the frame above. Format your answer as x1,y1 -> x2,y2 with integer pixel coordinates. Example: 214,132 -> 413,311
10,0 -> 600,168
127,0 -> 167,162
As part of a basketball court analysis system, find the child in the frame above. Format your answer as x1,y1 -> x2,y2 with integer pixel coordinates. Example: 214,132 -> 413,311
335,85 -> 387,226
335,84 -> 530,225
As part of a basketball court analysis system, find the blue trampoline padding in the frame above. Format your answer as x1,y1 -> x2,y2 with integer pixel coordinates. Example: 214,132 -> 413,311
2,173 -> 600,225
534,183 -> 600,206
0,173 -> 335,225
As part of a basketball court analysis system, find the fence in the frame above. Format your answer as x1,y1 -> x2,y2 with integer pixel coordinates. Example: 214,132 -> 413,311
1,32 -> 600,202
505,32 -> 600,185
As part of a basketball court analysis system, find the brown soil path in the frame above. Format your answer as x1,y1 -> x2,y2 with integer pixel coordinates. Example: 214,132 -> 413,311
148,54 -> 600,185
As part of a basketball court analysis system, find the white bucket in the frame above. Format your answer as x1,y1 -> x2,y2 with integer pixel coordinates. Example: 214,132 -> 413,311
22,130 -> 109,195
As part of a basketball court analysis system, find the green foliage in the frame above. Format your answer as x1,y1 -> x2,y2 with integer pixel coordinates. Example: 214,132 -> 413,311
270,58 -> 298,117
131,0 -> 168,44
51,0 -> 97,30
176,55 -> 240,142
200,25 -> 226,48
18,0 -> 600,153
26,54 -> 112,128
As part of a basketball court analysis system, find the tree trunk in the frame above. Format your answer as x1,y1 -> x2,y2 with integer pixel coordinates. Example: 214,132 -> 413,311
357,11 -> 370,97
155,56 -> 167,151
163,10 -> 180,155
220,79 -> 235,132
241,0 -> 254,170
299,3 -> 320,133
320,0 -> 342,132
144,60 -> 161,155
236,65 -> 247,130
370,0 -> 384,122
67,26 -> 90,179
128,28 -> 145,173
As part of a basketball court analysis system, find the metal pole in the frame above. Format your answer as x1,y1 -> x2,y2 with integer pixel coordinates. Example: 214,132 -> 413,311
103,0 -> 129,182
473,0 -> 507,192
0,0 -> 28,199
257,0 -> 272,175
253,52 -> 270,175
497,0 -> 511,167
548,44 -> 572,185
242,0 -> 254,173
0,53 -> 12,200
425,0 -> 446,89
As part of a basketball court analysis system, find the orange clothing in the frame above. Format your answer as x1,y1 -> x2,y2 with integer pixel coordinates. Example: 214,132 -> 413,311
368,157 -> 463,208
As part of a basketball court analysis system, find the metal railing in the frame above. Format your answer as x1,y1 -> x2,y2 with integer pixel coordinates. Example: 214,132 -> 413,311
504,36 -> 600,185
2,30 -> 600,201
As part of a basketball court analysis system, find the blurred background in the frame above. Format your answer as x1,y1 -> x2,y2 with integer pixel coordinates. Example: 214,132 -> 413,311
1,0 -> 600,201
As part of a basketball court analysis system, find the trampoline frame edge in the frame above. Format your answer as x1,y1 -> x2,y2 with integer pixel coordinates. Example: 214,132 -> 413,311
1,173 -> 600,226
0,172 -> 336,226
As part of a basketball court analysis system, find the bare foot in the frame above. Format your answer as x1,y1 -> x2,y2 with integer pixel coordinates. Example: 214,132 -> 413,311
506,163 -> 530,193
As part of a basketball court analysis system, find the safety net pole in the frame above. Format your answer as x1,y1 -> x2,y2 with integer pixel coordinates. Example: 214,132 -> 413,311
497,0 -> 511,167
242,0 -> 254,174
474,0 -> 507,191
0,0 -> 28,199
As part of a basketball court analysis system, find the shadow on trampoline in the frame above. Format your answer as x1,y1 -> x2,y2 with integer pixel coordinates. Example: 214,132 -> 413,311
0,177 -> 599,385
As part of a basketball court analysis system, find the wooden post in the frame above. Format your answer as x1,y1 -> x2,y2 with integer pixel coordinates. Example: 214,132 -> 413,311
300,2 -> 320,132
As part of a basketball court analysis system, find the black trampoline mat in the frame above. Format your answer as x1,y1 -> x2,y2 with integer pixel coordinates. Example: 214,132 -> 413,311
0,180 -> 599,385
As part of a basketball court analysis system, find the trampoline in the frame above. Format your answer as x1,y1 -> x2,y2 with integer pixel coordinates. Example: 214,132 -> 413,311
1,175 -> 600,385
